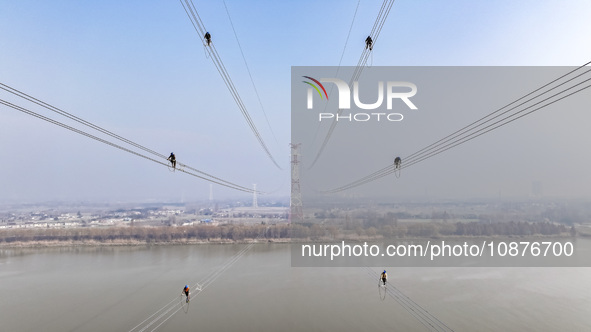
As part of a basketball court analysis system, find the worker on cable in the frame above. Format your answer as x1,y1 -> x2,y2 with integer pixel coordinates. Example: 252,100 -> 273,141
168,152 -> 176,169
204,32 -> 212,46
182,285 -> 190,303
380,270 -> 387,286
365,36 -> 373,51
394,157 -> 401,169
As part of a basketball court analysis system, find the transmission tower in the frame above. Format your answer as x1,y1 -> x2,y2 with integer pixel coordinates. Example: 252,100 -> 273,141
209,184 -> 214,209
252,184 -> 258,208
290,143 -> 303,222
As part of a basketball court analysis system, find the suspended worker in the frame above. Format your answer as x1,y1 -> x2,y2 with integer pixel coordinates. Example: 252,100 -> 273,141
168,152 -> 176,169
365,36 -> 373,51
204,32 -> 212,46
394,156 -> 401,169
380,270 -> 387,286
183,285 -> 190,303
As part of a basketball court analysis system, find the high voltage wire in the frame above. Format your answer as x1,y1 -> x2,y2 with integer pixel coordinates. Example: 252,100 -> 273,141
323,66 -> 591,192
128,230 -> 264,332
0,83 -> 251,192
326,81 -> 591,193
222,0 -> 279,146
326,72 -> 591,192
142,243 -> 255,332
0,83 -> 161,158
0,98 -> 257,194
0,92 -> 259,194
180,0 -> 282,170
339,0 -> 363,73
308,0 -> 397,169
401,78 -> 591,168
403,62 -> 591,165
148,243 -> 254,332
322,63 -> 591,193
180,0 -> 281,168
364,267 -> 454,332
309,0 -> 362,152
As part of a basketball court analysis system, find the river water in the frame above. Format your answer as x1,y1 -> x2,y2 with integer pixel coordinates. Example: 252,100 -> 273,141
1,242 -> 590,331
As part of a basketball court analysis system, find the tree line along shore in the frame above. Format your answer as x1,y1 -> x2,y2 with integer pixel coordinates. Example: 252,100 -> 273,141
0,219 -> 579,247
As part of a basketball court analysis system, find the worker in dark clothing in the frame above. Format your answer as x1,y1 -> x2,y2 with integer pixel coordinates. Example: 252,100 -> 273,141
167,152 -> 176,169
365,36 -> 373,51
204,32 -> 211,46
183,285 -> 190,303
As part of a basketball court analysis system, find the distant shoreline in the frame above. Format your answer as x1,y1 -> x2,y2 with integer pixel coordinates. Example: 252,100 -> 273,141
0,233 -> 578,249
0,220 -> 582,249
0,237 -> 294,248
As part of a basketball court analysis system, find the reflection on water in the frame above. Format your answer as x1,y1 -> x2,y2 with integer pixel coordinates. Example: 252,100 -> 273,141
1,243 -> 590,331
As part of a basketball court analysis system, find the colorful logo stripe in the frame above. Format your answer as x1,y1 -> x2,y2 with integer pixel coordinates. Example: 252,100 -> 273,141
302,76 -> 329,100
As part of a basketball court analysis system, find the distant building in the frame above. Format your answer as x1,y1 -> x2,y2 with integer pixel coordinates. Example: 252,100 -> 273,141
531,181 -> 543,197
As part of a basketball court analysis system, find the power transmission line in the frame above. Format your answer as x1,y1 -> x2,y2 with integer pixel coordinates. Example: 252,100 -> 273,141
404,62 -> 591,165
222,0 -> 279,146
321,64 -> 591,193
364,267 -> 455,332
180,0 -> 282,169
308,0 -> 397,169
0,97 -> 260,194
128,230 -> 264,332
0,83 -> 248,190
309,0 -> 362,149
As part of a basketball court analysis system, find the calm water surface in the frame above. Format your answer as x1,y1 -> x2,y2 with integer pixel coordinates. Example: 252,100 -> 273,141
1,243 -> 590,331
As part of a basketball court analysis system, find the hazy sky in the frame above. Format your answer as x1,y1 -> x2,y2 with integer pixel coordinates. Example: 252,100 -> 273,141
1,0 -> 591,204
294,66 -> 591,203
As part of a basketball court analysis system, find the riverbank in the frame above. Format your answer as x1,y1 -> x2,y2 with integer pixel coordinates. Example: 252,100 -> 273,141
0,220 -> 580,248
0,234 -> 578,249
